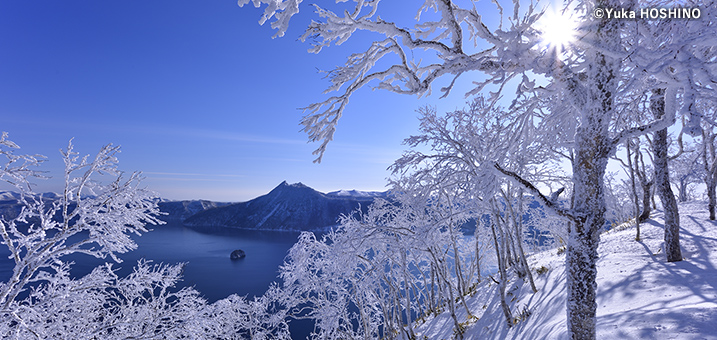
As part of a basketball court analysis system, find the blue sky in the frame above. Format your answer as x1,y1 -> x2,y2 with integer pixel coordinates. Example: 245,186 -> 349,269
0,1 -> 498,201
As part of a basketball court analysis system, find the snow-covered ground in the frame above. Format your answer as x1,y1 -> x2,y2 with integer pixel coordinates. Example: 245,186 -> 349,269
414,201 -> 717,339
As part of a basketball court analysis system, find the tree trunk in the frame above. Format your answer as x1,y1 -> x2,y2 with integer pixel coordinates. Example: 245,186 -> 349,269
565,4 -> 619,336
475,221 -> 482,283
638,180 -> 653,223
568,122 -> 607,340
400,251 -> 416,340
651,185 -> 657,210
452,235 -> 472,315
652,88 -> 682,263
625,139 -> 641,239
490,216 -> 513,328
677,177 -> 688,202
701,129 -> 717,220
503,189 -> 538,293
708,178 -> 716,220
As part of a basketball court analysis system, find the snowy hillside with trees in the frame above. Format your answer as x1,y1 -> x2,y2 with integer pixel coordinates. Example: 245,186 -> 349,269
414,201 -> 717,339
232,0 -> 717,337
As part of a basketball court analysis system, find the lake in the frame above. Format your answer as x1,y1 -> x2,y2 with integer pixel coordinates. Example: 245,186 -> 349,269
0,222 -> 497,339
0,223 -> 318,337
0,223 -> 303,311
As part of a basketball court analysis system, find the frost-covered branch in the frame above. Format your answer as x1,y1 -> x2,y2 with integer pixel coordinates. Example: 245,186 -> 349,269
0,132 -> 45,192
241,0 -> 543,162
611,87 -> 678,148
493,163 -> 574,220
0,140 -> 163,310
0,260 -> 217,339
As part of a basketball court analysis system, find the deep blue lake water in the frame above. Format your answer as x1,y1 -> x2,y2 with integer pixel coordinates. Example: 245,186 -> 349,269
65,223 -> 302,302
0,223 -> 498,339
0,223 -> 310,336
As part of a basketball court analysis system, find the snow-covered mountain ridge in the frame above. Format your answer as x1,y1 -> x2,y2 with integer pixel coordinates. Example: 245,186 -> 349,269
183,181 -> 389,231
157,199 -> 231,223
0,191 -> 228,224
326,189 -> 387,198
0,183 -> 388,230
415,201 -> 717,339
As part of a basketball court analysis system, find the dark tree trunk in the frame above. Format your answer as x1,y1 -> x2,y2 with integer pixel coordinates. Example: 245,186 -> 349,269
564,5 -> 619,337
490,208 -> 513,328
568,123 -> 607,340
708,177 -> 716,220
625,139 -> 641,239
638,180 -> 653,223
677,177 -> 688,202
701,128 -> 717,220
633,140 -> 652,225
631,142 -> 652,242
652,88 -> 682,263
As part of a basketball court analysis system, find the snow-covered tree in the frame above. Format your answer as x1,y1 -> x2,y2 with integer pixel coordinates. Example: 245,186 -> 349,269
0,132 -> 44,192
0,140 -> 163,310
603,171 -> 636,227
669,139 -> 700,203
699,103 -> 717,220
391,98 -> 555,293
632,140 -> 654,224
240,0 -> 717,337
1,260 -> 216,339
611,137 -> 653,239
650,89 -> 682,262
0,134 -> 282,339
277,189 -> 478,339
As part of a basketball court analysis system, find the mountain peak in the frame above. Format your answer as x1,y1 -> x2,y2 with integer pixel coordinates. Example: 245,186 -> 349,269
278,181 -> 307,188
267,181 -> 319,200
184,181 -> 382,231
273,181 -> 313,192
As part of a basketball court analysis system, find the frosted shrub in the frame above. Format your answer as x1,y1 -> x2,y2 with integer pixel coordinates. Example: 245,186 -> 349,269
0,134 -> 294,339
0,136 -> 210,338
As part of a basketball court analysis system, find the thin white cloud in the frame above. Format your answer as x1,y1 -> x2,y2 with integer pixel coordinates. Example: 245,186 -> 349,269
144,171 -> 244,177
147,177 -> 241,182
12,118 -> 307,146
143,172 -> 245,182
137,125 -> 306,146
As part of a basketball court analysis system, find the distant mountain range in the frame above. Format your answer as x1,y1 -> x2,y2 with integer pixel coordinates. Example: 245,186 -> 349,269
0,192 -> 61,221
183,181 -> 388,232
157,199 -> 231,223
0,182 -> 389,232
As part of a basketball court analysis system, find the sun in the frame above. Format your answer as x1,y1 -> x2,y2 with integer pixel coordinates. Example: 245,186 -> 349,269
537,8 -> 579,53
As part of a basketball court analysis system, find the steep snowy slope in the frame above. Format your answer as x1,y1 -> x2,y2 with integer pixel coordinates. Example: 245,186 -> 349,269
415,201 -> 717,339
